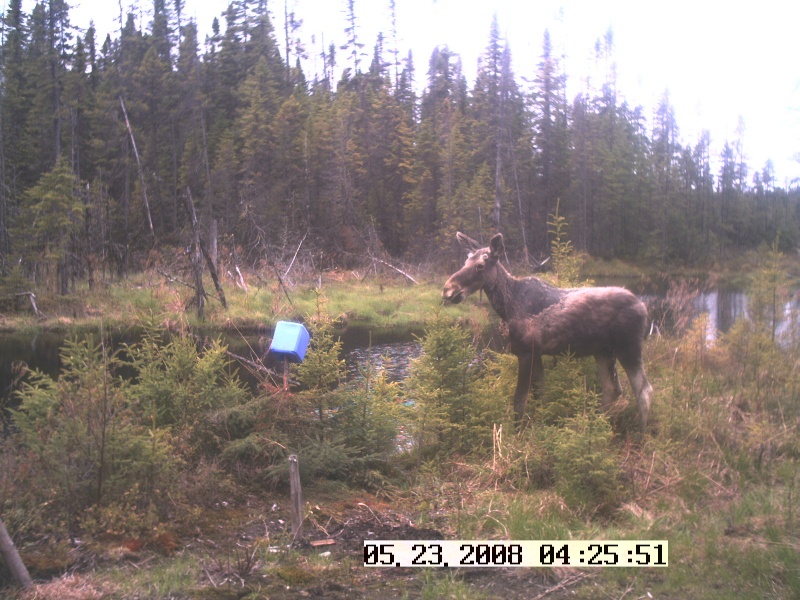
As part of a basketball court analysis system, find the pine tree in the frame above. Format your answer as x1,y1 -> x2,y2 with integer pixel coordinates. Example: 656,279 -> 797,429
237,55 -> 281,240
16,159 -> 84,293
0,0 -> 31,253
531,29 -> 570,255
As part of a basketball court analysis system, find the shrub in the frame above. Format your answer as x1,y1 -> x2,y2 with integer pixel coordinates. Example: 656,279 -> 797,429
549,412 -> 622,514
294,290 -> 346,420
334,365 -> 403,471
127,328 -> 250,456
260,292 -> 404,488
9,337 -> 179,536
405,310 -> 494,458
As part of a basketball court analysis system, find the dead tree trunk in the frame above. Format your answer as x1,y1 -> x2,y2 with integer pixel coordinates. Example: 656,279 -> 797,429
185,189 -> 227,310
0,517 -> 32,588
119,96 -> 154,239
14,292 -> 45,319
191,225 -> 205,320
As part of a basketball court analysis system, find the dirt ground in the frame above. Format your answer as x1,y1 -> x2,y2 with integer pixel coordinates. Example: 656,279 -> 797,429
196,498 -> 592,600
12,497 -> 597,600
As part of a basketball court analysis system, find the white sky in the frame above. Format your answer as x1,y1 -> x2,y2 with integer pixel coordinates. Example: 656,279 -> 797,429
65,0 -> 800,186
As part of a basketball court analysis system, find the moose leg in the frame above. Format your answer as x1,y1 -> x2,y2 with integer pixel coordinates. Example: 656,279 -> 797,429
620,357 -> 653,429
595,353 -> 622,412
514,353 -> 542,423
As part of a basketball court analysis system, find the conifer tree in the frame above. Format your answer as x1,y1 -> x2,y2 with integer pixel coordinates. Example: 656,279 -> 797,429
531,29 -> 570,254
17,159 -> 83,293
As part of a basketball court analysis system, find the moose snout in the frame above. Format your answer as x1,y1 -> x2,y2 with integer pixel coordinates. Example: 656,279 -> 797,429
442,283 -> 463,304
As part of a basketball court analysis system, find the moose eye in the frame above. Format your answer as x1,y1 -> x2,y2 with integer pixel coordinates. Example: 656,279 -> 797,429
476,262 -> 484,272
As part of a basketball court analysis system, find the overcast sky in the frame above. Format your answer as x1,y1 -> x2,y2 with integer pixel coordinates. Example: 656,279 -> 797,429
66,0 -> 800,186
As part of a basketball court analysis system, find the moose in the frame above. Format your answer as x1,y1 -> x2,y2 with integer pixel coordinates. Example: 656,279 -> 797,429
442,232 -> 653,429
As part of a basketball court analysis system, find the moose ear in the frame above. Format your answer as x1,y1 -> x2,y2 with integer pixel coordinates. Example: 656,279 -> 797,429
456,232 -> 481,252
489,233 -> 505,257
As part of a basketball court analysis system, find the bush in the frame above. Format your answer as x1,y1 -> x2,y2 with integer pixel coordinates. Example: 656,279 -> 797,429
549,412 -> 622,514
255,292 -> 405,489
405,310 -> 500,459
9,337 -> 179,536
128,328 -> 250,456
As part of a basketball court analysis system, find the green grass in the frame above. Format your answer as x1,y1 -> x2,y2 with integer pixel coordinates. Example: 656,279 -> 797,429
104,554 -> 201,599
0,270 -> 478,336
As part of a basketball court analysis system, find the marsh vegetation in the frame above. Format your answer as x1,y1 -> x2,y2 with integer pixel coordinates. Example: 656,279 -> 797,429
0,242 -> 797,599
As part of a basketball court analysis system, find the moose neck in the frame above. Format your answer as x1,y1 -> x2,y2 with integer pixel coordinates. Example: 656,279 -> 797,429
482,262 -> 564,323
483,262 -> 521,322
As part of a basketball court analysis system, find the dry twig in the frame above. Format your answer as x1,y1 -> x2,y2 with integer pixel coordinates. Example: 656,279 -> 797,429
530,573 -> 592,600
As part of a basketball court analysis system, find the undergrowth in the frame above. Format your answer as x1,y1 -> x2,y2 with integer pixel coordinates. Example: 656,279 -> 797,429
1,242 -> 799,599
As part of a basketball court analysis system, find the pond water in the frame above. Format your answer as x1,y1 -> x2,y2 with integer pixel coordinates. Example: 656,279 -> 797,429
0,327 -> 424,407
1,282 -> 797,407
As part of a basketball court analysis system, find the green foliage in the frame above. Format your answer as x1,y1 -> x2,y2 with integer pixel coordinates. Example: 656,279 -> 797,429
294,291 -> 346,418
0,263 -> 29,305
748,240 -> 791,343
406,310 -> 505,459
549,412 -> 621,513
15,160 -> 84,293
231,293 -> 406,488
334,363 -> 403,471
10,337 -> 179,534
0,0 -> 798,299
484,354 -> 621,512
128,327 -> 250,454
534,354 -> 602,425
546,201 -> 591,287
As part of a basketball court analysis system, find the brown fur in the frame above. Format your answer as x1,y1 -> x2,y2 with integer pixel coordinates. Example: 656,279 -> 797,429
443,232 -> 653,429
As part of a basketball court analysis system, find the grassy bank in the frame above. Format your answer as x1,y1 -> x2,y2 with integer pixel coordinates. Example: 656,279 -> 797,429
0,270 -> 473,336
3,245 -> 791,336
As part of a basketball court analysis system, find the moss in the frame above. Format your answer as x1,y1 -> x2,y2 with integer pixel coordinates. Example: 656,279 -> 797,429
272,564 -> 315,585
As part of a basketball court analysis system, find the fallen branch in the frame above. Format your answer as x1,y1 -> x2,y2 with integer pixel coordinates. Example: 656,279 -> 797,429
370,257 -> 419,284
14,291 -> 46,319
284,229 -> 309,280
156,269 -> 199,292
357,502 -> 383,526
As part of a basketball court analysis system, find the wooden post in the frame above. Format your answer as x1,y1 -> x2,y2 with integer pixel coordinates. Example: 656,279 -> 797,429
283,357 -> 289,391
288,454 -> 303,541
0,517 -> 32,588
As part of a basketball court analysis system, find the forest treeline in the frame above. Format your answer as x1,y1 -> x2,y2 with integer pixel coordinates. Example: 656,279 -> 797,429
1,0 -> 798,294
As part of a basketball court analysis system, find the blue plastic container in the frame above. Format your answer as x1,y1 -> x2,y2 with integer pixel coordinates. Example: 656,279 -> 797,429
269,321 -> 310,363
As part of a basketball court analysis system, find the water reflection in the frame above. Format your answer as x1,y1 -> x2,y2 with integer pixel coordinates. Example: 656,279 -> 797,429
344,341 -> 421,382
695,288 -> 800,344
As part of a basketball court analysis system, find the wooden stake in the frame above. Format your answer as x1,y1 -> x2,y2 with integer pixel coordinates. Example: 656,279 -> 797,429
288,454 -> 303,541
283,357 -> 289,391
